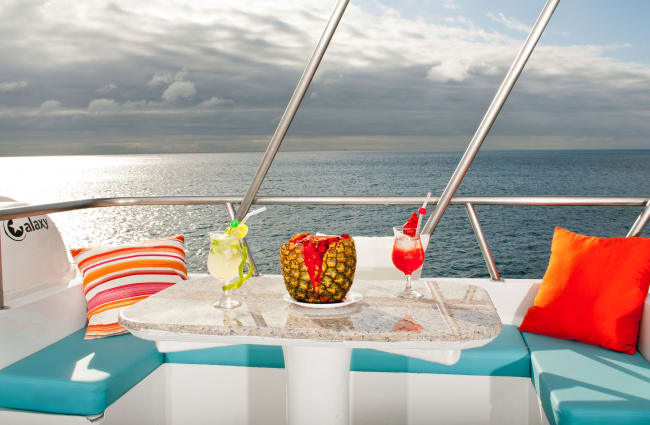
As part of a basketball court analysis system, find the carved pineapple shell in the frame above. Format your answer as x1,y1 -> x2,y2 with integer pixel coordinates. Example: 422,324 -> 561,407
280,235 -> 356,303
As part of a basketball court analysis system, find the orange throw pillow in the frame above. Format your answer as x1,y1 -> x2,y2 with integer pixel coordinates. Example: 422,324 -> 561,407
519,227 -> 650,354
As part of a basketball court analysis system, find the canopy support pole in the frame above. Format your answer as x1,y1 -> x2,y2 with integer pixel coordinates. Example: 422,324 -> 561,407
235,0 -> 350,221
0,235 -> 7,309
422,0 -> 560,237
627,200 -> 650,237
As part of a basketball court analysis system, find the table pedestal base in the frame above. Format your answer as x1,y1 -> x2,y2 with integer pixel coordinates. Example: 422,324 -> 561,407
283,345 -> 352,425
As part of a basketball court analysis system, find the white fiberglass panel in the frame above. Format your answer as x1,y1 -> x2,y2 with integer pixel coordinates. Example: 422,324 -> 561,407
1,201 -> 77,303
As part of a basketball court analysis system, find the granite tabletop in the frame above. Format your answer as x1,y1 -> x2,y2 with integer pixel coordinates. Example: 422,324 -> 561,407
119,275 -> 502,350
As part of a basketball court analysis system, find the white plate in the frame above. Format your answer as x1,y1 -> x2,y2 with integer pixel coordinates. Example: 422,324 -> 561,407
283,291 -> 363,309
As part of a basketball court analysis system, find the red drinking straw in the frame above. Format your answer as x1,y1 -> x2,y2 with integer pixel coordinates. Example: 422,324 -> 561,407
415,192 -> 432,238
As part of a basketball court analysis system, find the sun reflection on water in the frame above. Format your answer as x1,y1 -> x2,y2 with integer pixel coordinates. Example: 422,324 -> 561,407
0,151 -> 647,277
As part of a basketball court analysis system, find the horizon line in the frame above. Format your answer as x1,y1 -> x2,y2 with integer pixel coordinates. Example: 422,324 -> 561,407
2,147 -> 650,158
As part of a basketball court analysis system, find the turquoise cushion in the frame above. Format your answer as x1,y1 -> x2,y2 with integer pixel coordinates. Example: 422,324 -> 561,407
164,344 -> 285,368
351,325 -> 530,377
164,326 -> 529,377
522,332 -> 650,425
0,329 -> 162,416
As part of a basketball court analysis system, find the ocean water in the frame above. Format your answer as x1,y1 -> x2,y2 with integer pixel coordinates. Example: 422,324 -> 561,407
0,150 -> 648,278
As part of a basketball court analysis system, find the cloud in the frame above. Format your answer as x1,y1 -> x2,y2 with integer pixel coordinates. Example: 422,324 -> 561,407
40,100 -> 62,111
0,0 -> 648,153
97,83 -> 117,94
444,0 -> 459,10
198,96 -> 234,107
162,81 -> 196,102
427,59 -> 470,82
319,72 -> 343,85
148,69 -> 189,88
173,69 -> 189,82
148,72 -> 174,87
0,80 -> 27,92
153,69 -> 196,102
444,16 -> 472,26
487,12 -> 531,34
88,98 -> 119,112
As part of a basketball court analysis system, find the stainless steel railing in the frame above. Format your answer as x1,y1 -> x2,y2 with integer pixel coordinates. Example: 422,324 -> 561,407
0,238 -> 4,310
1,194 -> 649,308
422,0 -> 560,237
628,200 -> 650,238
1,195 -> 647,220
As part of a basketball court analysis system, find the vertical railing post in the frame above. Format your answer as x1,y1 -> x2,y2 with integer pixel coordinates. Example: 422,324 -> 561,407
465,203 -> 502,282
422,0 -> 560,237
627,200 -> 650,237
236,0 -> 350,221
0,232 -> 7,309
225,202 -> 260,276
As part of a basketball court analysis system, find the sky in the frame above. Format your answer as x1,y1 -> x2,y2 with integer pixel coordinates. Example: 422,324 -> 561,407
1,0 -> 650,155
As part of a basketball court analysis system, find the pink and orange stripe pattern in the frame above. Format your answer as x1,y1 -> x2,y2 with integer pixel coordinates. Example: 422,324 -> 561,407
72,235 -> 188,339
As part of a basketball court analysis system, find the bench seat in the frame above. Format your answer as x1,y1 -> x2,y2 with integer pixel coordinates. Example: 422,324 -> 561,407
0,328 -> 162,416
9,323 -> 649,423
351,324 -> 529,376
165,325 -> 529,377
165,344 -> 285,368
522,332 -> 650,425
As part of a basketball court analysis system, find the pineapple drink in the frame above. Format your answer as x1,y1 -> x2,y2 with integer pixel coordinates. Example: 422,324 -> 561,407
280,233 -> 356,303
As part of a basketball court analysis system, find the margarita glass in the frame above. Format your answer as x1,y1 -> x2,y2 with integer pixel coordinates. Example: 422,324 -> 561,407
207,208 -> 265,309
392,226 -> 424,299
208,231 -> 249,309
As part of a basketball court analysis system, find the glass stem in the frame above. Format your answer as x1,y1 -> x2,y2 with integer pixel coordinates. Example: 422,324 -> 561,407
405,274 -> 412,293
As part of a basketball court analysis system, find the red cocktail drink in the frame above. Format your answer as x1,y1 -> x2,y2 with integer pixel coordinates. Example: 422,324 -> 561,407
392,239 -> 425,275
393,194 -> 431,299
392,226 -> 425,299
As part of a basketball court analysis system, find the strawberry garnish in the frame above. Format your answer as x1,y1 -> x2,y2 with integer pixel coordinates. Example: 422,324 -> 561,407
402,213 -> 418,237
290,233 -> 310,244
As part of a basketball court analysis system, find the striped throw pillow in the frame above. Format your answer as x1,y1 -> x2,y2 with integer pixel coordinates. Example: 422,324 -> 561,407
71,235 -> 188,339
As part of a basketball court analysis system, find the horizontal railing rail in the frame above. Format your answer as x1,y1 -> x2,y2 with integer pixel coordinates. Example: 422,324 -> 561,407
1,195 -> 649,309
0,195 -> 648,221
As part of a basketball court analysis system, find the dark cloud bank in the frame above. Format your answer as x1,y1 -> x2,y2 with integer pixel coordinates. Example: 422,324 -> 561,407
1,1 -> 649,156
